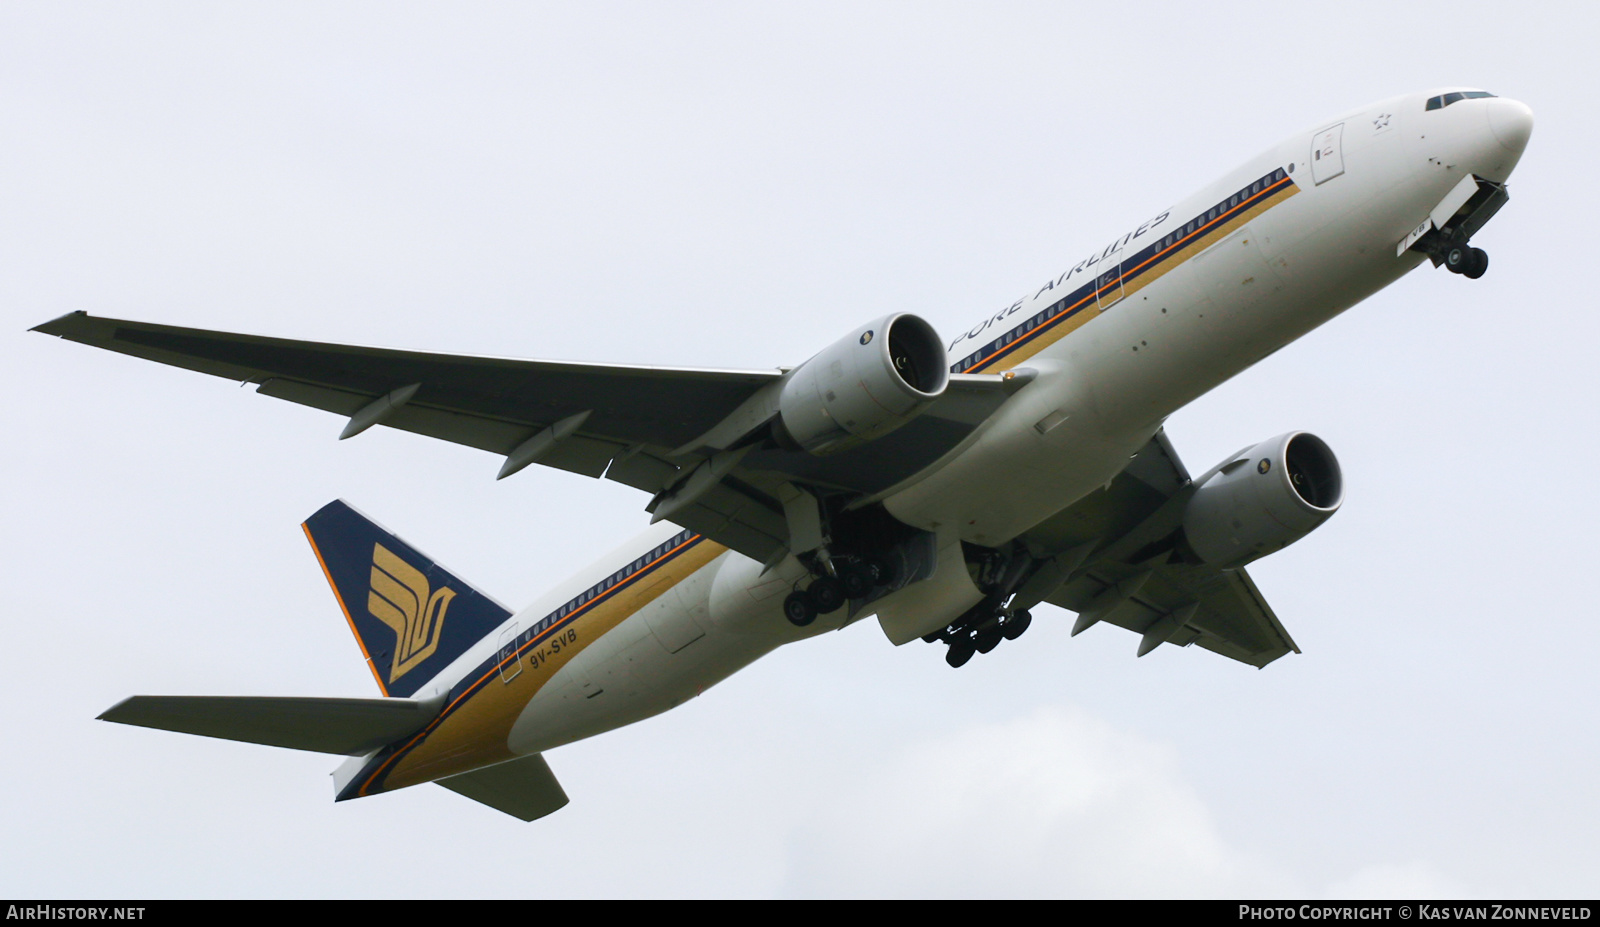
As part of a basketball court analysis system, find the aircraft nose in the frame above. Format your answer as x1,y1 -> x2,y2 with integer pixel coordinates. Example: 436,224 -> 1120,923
1486,98 -> 1534,154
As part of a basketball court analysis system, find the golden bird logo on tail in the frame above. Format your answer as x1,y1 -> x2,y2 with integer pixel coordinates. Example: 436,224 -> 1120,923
367,543 -> 456,682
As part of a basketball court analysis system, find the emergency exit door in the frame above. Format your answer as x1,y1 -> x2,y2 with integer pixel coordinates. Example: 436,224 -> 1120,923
1311,123 -> 1345,185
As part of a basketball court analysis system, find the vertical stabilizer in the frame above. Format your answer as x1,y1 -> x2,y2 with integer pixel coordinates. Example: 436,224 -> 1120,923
303,500 -> 511,698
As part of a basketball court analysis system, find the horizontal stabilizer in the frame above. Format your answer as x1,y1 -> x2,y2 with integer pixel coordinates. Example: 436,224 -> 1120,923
99,694 -> 444,755
436,753 -> 570,822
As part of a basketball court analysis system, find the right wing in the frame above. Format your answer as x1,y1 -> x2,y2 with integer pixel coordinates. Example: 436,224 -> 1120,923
1020,431 -> 1299,668
1044,556 -> 1299,668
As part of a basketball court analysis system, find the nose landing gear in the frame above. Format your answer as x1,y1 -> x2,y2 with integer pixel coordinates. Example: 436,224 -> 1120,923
1402,174 -> 1508,281
1444,245 -> 1489,279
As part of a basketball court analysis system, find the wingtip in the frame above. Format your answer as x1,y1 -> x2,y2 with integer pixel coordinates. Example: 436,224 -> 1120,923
97,695 -> 137,722
29,310 -> 89,335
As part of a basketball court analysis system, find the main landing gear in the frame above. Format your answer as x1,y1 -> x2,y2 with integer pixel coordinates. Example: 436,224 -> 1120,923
918,540 -> 1041,667
926,604 -> 1033,668
783,558 -> 887,627
1444,244 -> 1489,279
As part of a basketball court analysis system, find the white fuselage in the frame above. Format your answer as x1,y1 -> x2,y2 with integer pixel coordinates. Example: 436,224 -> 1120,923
347,88 -> 1532,791
881,88 -> 1528,545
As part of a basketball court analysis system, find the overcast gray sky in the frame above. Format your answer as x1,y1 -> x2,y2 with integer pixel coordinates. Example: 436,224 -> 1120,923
5,1 -> 1597,898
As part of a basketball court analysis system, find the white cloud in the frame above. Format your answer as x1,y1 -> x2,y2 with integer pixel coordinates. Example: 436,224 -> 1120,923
780,706 -> 1277,898
776,706 -> 1482,899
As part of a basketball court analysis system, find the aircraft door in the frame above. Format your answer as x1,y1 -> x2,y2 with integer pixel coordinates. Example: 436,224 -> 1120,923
1311,124 -> 1345,184
497,623 -> 523,683
1095,263 -> 1124,311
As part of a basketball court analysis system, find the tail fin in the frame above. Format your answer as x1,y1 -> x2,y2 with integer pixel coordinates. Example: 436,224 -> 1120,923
303,500 -> 511,698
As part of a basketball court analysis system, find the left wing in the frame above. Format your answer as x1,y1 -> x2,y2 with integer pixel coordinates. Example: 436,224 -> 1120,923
31,310 -> 778,468
32,312 -> 1014,563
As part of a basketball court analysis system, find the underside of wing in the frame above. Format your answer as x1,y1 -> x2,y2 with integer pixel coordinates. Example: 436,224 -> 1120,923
1023,430 -> 1300,667
1045,558 -> 1298,667
33,312 -> 1014,564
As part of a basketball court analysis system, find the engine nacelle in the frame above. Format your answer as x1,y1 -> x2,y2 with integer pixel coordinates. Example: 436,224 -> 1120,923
775,313 -> 948,455
1182,432 -> 1343,569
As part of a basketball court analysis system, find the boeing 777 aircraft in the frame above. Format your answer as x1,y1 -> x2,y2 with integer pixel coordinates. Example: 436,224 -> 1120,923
33,87 -> 1532,821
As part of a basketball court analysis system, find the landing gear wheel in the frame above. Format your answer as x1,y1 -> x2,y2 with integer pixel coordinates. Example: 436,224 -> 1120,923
1463,247 -> 1489,279
1003,608 -> 1032,640
839,562 -> 874,600
946,639 -> 975,668
975,626 -> 1003,654
807,575 -> 845,615
783,590 -> 817,627
1445,245 -> 1469,274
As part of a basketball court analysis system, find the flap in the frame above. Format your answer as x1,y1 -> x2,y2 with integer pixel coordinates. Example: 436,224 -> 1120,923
1048,560 -> 1298,667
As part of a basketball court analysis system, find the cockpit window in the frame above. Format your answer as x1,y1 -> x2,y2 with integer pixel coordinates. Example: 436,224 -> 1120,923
1426,91 -> 1497,111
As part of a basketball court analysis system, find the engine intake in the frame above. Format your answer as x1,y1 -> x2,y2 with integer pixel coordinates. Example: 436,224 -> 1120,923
775,313 -> 948,455
1182,432 -> 1343,569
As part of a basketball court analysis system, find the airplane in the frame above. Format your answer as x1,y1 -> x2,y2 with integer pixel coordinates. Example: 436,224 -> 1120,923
31,87 -> 1533,822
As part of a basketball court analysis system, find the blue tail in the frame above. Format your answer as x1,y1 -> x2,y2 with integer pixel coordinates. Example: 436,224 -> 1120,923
303,500 -> 511,698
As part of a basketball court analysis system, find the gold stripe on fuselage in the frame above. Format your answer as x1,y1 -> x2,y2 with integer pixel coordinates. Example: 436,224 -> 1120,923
975,178 -> 1299,373
375,535 -> 727,792
1114,179 -> 1297,305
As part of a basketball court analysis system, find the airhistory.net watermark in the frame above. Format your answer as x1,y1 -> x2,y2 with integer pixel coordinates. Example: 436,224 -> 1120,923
5,908 -> 144,920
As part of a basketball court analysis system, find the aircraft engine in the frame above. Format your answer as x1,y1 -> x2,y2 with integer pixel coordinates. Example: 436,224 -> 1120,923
1182,432 -> 1343,569
775,313 -> 948,455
